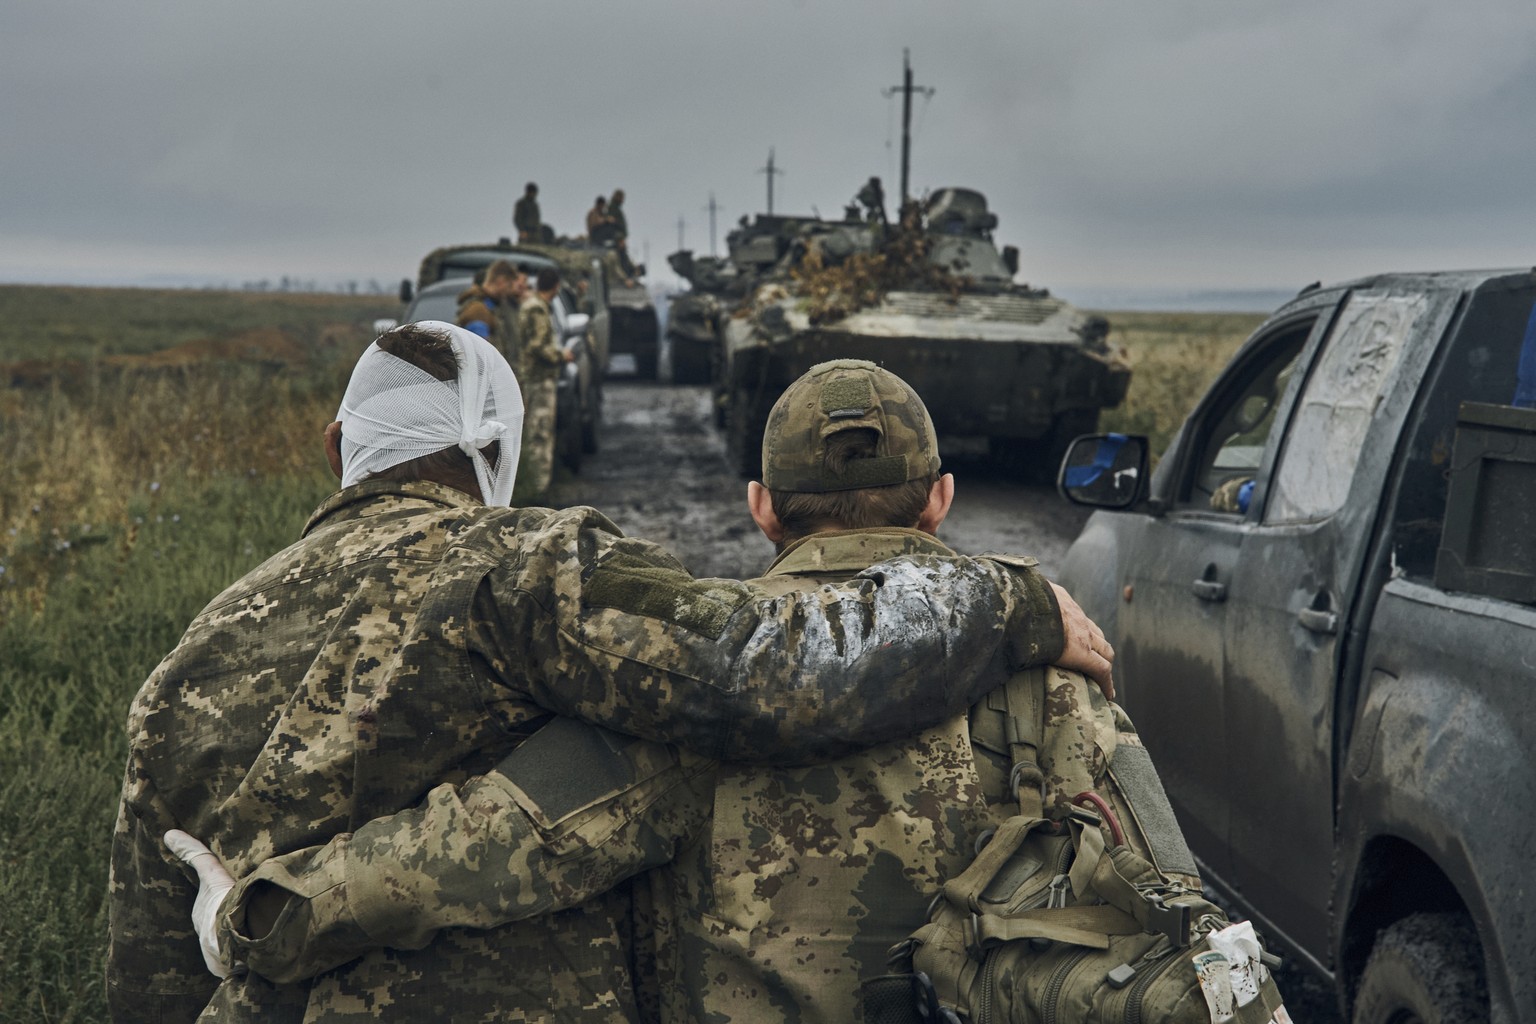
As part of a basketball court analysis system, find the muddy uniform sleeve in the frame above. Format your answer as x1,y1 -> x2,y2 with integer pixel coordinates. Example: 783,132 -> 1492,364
107,757 -> 220,1022
473,510 -> 1065,763
220,723 -> 716,984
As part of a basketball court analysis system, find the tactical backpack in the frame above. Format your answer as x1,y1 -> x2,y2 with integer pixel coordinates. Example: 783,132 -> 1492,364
863,667 -> 1292,1024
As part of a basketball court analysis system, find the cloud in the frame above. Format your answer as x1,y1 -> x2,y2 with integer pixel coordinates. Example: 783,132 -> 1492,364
4,0 -> 1535,290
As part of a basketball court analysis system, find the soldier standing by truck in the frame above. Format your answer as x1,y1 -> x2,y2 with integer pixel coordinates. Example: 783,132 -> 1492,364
454,259 -> 525,367
515,267 -> 571,497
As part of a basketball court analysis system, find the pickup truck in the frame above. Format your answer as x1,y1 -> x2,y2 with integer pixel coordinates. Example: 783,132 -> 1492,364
1056,268 -> 1536,1024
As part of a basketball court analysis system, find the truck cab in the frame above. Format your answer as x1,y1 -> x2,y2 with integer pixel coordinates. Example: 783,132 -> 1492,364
1058,269 -> 1536,1023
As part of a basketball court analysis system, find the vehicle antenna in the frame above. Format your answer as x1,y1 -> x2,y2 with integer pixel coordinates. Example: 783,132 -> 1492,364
703,192 -> 719,257
882,48 -> 934,206
677,215 -> 686,253
757,147 -> 785,215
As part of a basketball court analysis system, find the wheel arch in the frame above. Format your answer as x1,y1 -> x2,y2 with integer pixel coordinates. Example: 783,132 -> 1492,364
1338,836 -> 1476,1010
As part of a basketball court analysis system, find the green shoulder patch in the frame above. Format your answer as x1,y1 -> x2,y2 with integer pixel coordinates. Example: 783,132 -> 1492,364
586,552 -> 749,639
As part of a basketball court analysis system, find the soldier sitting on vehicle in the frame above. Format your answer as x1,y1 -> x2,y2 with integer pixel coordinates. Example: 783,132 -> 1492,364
513,181 -> 541,243
586,194 -> 609,236
166,361 -> 1127,1024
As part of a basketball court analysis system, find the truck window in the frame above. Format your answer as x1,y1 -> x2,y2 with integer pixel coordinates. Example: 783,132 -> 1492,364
1389,283 -> 1536,578
1179,322 -> 1310,512
1266,293 -> 1427,523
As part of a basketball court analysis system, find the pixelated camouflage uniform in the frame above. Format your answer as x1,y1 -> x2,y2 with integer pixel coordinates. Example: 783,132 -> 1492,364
455,283 -> 520,367
207,529 -> 1113,1024
642,529 -> 1122,1024
1209,475 -> 1252,514
109,477 -> 1066,1024
515,292 -> 563,496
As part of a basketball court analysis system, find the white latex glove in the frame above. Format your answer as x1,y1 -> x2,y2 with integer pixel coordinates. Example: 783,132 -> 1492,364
164,829 -> 236,978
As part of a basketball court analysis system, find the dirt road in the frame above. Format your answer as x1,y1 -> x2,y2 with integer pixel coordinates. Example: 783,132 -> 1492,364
547,378 -> 1094,579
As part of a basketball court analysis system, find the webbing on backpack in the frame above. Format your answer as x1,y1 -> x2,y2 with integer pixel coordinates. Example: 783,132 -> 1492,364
1000,666 -> 1048,819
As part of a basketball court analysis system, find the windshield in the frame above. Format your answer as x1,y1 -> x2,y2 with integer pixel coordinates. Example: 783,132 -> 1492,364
404,289 -> 461,324
435,250 -> 558,281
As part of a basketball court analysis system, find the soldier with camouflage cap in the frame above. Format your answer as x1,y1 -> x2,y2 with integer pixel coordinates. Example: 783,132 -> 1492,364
110,330 -> 1114,1023
166,359 -> 1121,1022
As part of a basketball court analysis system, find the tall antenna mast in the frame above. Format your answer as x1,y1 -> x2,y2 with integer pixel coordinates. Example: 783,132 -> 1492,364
883,49 -> 934,206
704,192 -> 719,256
677,215 -> 685,252
757,148 -> 785,215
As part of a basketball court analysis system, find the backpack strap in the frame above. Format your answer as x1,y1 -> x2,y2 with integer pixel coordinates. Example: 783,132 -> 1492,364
999,666 -> 1049,819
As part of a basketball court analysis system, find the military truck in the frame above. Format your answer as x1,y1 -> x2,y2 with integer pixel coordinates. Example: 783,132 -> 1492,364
606,276 -> 660,380
715,188 -> 1130,478
666,213 -> 829,386
401,240 -> 608,457
1057,268 -> 1536,1024
409,238 -> 614,374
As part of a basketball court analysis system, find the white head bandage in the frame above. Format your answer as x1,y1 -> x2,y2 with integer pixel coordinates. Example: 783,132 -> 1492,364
335,321 -> 523,506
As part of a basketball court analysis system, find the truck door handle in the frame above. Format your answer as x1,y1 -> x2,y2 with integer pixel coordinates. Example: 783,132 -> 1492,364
1297,608 -> 1338,634
1191,579 -> 1227,602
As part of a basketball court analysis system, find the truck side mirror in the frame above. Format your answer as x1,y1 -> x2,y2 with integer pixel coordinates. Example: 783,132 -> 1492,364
1058,434 -> 1149,510
398,279 -> 413,304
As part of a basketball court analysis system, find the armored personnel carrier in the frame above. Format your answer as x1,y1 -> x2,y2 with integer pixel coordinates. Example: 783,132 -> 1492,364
665,213 -> 829,386
717,188 -> 1131,479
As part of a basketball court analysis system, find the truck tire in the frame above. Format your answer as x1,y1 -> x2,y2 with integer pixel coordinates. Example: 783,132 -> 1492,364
670,338 -> 712,385
581,380 -> 602,455
1352,913 -> 1487,1024
634,345 -> 659,381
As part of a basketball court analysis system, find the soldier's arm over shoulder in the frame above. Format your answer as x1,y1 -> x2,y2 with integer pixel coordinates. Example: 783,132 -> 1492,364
219,723 -> 715,984
473,507 -> 1066,763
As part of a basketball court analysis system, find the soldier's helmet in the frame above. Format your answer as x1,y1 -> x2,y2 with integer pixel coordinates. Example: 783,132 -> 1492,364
761,359 -> 941,492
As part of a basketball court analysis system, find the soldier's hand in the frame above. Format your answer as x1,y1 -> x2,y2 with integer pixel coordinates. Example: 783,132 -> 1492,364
1050,582 -> 1115,700
165,829 -> 237,978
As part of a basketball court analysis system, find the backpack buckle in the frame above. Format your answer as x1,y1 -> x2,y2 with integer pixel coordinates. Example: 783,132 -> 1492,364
1144,892 -> 1193,946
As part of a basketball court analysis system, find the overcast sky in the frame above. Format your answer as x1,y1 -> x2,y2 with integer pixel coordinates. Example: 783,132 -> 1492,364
5,0 -> 1535,298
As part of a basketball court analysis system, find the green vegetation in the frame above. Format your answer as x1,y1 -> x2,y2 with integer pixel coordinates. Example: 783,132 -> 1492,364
0,284 -> 1260,1021
0,284 -> 389,362
0,285 -> 387,1023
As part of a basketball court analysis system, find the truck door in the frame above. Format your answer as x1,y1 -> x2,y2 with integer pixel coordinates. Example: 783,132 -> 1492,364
1118,308 -> 1324,879
1220,289 -> 1460,957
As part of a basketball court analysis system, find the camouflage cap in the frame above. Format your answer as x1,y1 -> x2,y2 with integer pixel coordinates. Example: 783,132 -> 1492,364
762,359 -> 941,492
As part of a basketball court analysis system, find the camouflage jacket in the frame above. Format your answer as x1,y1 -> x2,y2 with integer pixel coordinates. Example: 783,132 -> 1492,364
644,529 -> 1118,1023
455,283 -> 519,365
516,293 -> 562,382
109,484 -> 1065,1023
209,528 -> 1109,1023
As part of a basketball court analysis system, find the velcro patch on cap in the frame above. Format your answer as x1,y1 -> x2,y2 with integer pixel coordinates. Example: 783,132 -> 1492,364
820,376 -> 873,416
821,454 -> 910,490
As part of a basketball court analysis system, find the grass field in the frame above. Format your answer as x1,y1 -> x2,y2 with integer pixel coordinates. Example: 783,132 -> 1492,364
0,285 -> 1261,1022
